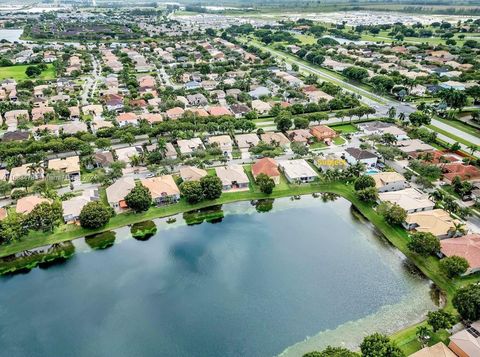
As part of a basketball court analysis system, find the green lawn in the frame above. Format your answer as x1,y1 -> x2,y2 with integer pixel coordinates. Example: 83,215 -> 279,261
428,124 -> 478,149
0,64 -> 56,81
330,123 -> 359,133
433,116 -> 480,138
294,34 -> 317,45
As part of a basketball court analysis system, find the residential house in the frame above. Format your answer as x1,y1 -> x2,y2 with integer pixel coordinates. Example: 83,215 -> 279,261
449,321 -> 480,357
16,195 -> 50,215
261,132 -> 291,148
310,125 -> 337,144
215,165 -> 250,191
104,94 -> 124,111
371,172 -> 407,192
9,164 -> 44,183
116,112 -> 139,127
208,135 -> 233,156
287,129 -> 313,145
62,189 -> 99,223
396,139 -> 435,155
93,151 -> 115,168
249,86 -> 271,99
187,93 -> 208,106
208,106 -> 231,117
252,158 -> 281,184
166,107 -> 185,120
251,99 -> 271,114
177,138 -> 204,156
230,104 -> 251,118
48,156 -> 81,181
404,209 -> 460,239
179,166 -> 208,182
106,177 -> 136,211
410,342 -> 456,357
441,234 -> 480,275
344,148 -> 378,168
235,133 -> 260,150
141,175 -> 180,205
32,107 -> 55,122
164,142 -> 178,159
442,163 -> 480,184
378,188 -> 435,214
115,146 -> 142,165
278,159 -> 318,184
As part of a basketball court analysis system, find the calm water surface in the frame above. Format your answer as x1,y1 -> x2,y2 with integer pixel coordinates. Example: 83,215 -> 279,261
0,196 -> 435,357
0,29 -> 23,42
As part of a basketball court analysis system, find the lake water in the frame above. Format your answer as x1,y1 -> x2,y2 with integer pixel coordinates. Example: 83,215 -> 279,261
0,196 -> 436,357
0,29 -> 23,42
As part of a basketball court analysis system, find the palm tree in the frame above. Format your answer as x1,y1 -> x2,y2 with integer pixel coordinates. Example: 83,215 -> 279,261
448,222 -> 466,237
398,112 -> 406,123
428,189 -> 444,202
130,154 -> 141,167
468,144 -> 478,163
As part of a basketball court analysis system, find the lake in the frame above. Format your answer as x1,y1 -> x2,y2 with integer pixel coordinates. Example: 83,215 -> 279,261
0,29 -> 23,42
0,196 -> 436,357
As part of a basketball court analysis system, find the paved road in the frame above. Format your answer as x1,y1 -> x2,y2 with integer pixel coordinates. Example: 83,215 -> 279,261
431,118 -> 480,146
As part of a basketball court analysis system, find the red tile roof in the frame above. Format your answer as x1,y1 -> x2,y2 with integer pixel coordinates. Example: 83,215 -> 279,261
441,234 -> 480,271
252,158 -> 280,178
443,163 -> 480,182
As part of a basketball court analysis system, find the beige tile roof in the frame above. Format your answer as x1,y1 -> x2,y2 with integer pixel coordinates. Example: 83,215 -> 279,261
215,165 -> 249,186
371,172 -> 405,189
106,177 -> 135,204
406,209 -> 459,237
48,156 -> 80,174
410,342 -> 456,357
16,195 -> 50,214
379,188 -> 435,212
141,175 -> 180,199
179,166 -> 207,182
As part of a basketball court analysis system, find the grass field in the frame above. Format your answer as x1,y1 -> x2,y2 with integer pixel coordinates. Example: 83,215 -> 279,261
294,34 -> 317,45
0,64 -> 56,81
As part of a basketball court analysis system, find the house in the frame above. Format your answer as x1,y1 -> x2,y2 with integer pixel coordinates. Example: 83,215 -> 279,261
208,135 -> 233,156
164,142 -> 178,160
313,154 -> 348,172
371,172 -> 407,192
230,104 -> 251,118
215,165 -> 250,191
261,132 -> 291,148
379,188 -> 435,214
251,99 -> 271,114
185,81 -> 201,90
116,112 -> 139,127
344,148 -> 378,168
165,107 -> 184,120
48,156 -> 81,181
140,113 -> 163,125
208,106 -> 231,117
177,138 -> 204,155
2,131 -> 30,142
179,166 -> 208,182
310,125 -> 337,144
287,129 -> 313,144
104,94 -> 124,111
186,93 -> 208,106
32,107 -> 55,122
396,139 -> 435,155
248,86 -> 271,99
410,342 -> 456,357
93,151 -> 115,168
68,106 -> 80,120
9,164 -> 44,183
449,321 -> 480,357
16,195 -> 50,215
235,133 -> 260,150
440,234 -> 480,275
82,104 -> 103,118
106,177 -> 136,211
442,163 -> 480,184
278,159 -> 318,184
252,158 -> 281,184
410,150 -> 459,165
0,207 -> 7,221
141,175 -> 180,205
404,209 -> 460,239
62,189 -> 99,223
61,122 -> 89,135
115,146 -> 142,164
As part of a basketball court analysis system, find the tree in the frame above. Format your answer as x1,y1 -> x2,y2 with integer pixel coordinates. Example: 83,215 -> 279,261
408,232 -> 440,256
354,175 -> 376,191
360,333 -> 404,357
440,256 -> 469,278
356,187 -> 378,202
302,346 -> 358,357
0,213 -> 28,244
377,202 -> 407,225
180,180 -> 204,204
26,201 -> 62,232
275,111 -> 293,132
427,310 -> 456,332
294,116 -> 310,129
291,141 -> 309,156
14,176 -> 34,191
125,184 -> 152,212
453,284 -> 480,321
79,201 -> 113,229
0,180 -> 11,197
256,173 -> 275,194
408,111 -> 431,126
25,65 -> 41,78
343,66 -> 369,81
200,175 -> 222,200
416,326 -> 430,348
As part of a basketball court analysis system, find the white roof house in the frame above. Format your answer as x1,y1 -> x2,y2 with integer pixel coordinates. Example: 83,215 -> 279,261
215,165 -> 249,191
379,188 -> 435,214
278,159 -> 318,184
177,138 -> 204,155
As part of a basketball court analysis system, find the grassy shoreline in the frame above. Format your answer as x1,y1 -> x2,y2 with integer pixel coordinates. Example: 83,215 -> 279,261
1,180 -> 476,354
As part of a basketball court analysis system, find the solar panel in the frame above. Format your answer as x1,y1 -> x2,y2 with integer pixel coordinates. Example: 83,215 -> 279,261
467,327 -> 480,338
